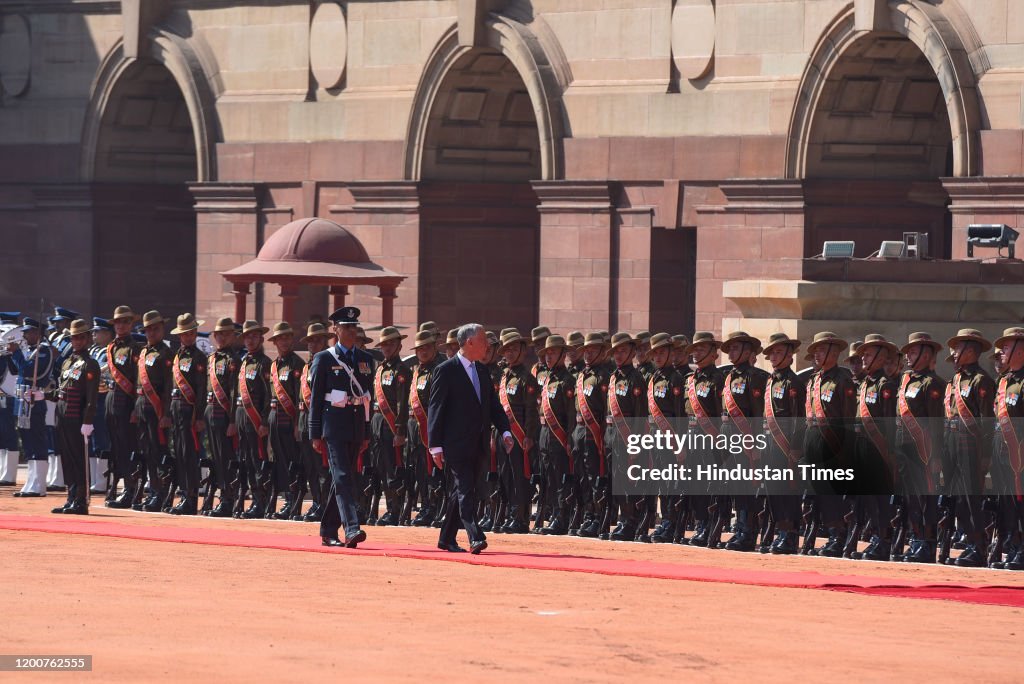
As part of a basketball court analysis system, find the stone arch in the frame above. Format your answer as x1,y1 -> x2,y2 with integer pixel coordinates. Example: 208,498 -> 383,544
786,0 -> 981,180
80,29 -> 219,182
404,17 -> 569,182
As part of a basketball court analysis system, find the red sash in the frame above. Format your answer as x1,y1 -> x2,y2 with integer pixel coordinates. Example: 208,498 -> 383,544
209,356 -> 232,412
723,372 -> 757,464
300,364 -> 312,410
172,352 -> 197,405
270,359 -> 297,420
996,376 -> 1023,496
811,373 -> 842,453
238,363 -> 267,460
499,372 -> 531,478
408,367 -> 431,475
541,377 -> 570,456
898,373 -> 934,491
107,341 -> 135,396
858,382 -> 893,474
138,349 -> 167,446
576,371 -> 606,476
607,372 -> 633,443
950,372 -> 980,435
684,375 -> 716,436
374,366 -> 399,435
764,377 -> 794,462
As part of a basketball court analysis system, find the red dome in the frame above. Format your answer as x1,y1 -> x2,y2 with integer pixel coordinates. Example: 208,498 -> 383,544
257,218 -> 370,264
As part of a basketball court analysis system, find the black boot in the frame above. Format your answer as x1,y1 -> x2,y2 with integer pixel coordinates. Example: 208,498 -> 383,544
903,539 -> 936,564
770,530 -> 798,555
952,544 -> 986,567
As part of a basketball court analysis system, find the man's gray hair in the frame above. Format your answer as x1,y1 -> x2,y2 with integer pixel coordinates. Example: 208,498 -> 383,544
456,323 -> 484,347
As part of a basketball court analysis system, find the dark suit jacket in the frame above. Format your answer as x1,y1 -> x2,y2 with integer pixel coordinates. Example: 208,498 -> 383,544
427,354 -> 510,466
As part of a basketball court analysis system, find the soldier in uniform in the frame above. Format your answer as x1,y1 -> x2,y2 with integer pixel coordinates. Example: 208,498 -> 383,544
760,333 -> 807,554
408,330 -> 442,527
535,335 -> 576,535
987,327 -> 1024,570
529,326 -> 552,385
671,335 -> 690,374
849,334 -> 900,561
496,330 -> 539,534
634,331 -> 655,382
370,326 -> 411,526
131,311 -> 174,512
572,333 -> 611,538
46,307 -> 79,493
205,317 -> 239,517
104,306 -> 142,508
605,333 -> 648,541
265,322 -> 305,520
297,322 -> 334,522
802,332 -> 857,557
311,307 -> 374,548
234,321 -> 273,519
88,317 -> 114,498
717,331 -> 770,551
894,332 -> 946,563
943,329 -> 996,568
164,314 -> 208,515
565,331 -> 585,375
8,317 -> 55,498
0,311 -> 21,487
443,330 -> 459,360
48,319 -> 99,515
680,332 -> 725,546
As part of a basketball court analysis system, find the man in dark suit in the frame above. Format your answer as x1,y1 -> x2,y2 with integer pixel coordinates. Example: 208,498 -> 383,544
310,307 -> 375,549
428,323 -> 513,554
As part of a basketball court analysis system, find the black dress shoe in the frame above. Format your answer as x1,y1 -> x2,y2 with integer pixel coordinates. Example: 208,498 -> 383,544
412,510 -> 433,526
954,545 -> 986,568
322,536 -> 344,547
504,521 -> 530,535
437,542 -> 466,553
51,503 -> 70,514
470,540 -> 488,555
63,503 -> 89,515
345,529 -> 367,548
610,525 -> 636,542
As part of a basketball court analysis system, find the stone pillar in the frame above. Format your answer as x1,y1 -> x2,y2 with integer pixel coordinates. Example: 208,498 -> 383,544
695,180 -> 805,333
532,181 -> 613,330
378,284 -> 397,327
231,282 -> 250,323
329,285 -> 349,312
279,283 -> 299,325
190,183 -> 260,326
330,182 -> 419,328
943,178 -> 1024,260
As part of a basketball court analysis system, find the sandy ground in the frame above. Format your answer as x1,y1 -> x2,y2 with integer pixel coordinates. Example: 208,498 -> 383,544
2,476 -> 1023,683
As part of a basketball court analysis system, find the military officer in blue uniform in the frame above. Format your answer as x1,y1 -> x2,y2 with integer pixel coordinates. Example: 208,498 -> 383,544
310,306 -> 375,548
8,317 -> 55,497
0,311 -> 22,486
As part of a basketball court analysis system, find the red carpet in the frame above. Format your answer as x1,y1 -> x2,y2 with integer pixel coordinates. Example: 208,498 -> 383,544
2,514 -> 1022,607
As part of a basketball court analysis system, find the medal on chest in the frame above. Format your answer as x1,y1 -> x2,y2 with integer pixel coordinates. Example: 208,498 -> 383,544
821,388 -> 834,402
245,365 -> 258,381
904,385 -> 920,399
179,357 -> 193,373
1008,391 -> 1020,407
696,381 -> 710,398
615,380 -> 628,397
216,359 -> 226,375
417,375 -> 428,391
115,348 -> 129,365
772,384 -> 785,400
382,370 -> 394,386
730,379 -> 746,395
865,389 -> 878,405
960,383 -> 971,398
145,352 -> 157,367
278,368 -> 291,382
358,362 -> 370,375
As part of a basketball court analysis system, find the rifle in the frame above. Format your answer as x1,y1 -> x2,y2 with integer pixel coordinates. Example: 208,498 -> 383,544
199,456 -> 216,513
532,472 -> 548,531
757,498 -> 774,553
670,494 -> 688,544
635,495 -> 653,541
129,450 -> 147,507
705,495 -> 727,549
889,495 -> 908,560
936,494 -> 956,564
800,493 -> 818,554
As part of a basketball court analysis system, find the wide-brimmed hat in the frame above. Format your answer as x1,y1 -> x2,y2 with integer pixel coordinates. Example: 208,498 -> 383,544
610,332 -> 635,350
499,329 -> 528,352
853,333 -> 899,358
374,326 -> 406,347
671,335 -> 689,349
170,313 -> 204,335
806,331 -> 848,355
543,335 -> 567,351
649,332 -> 674,351
67,319 -> 92,337
267,322 -> 295,341
720,331 -> 761,354
141,310 -> 165,329
566,331 -> 585,348
212,317 -> 236,333
580,332 -> 604,348
418,321 -> 438,333
945,328 -> 992,353
111,305 -> 138,323
445,329 -> 458,346
531,326 -> 552,345
994,327 -> 1024,350
900,332 -> 943,355
412,330 -> 437,350
762,332 -> 801,356
355,326 -> 373,345
300,322 -> 333,343
683,331 -> 722,355
633,331 -> 652,346
240,320 -> 268,336
486,331 -> 499,347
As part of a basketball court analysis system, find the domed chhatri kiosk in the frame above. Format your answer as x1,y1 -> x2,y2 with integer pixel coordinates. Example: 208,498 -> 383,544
222,218 -> 405,326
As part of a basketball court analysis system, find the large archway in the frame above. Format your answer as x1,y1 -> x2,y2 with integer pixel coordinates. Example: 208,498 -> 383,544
787,3 -> 981,260
83,34 -> 216,318
410,21 -> 566,330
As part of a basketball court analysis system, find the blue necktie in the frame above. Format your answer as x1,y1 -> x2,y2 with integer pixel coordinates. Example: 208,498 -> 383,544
468,362 -> 481,401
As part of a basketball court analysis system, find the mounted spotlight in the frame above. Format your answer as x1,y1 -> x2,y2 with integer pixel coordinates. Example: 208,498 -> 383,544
967,224 -> 1019,259
821,241 -> 855,259
877,241 -> 906,259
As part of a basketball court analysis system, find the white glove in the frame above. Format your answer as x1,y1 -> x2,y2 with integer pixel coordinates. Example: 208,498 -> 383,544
32,390 -> 45,401
81,424 -> 94,437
